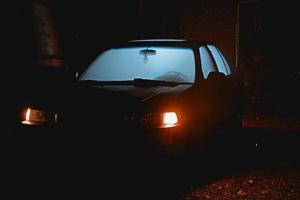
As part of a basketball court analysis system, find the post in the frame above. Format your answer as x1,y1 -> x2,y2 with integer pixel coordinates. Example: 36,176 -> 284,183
32,0 -> 63,68
235,0 -> 240,69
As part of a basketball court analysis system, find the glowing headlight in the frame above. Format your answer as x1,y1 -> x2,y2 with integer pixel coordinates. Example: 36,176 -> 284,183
21,108 -> 58,125
141,111 -> 179,128
162,112 -> 178,128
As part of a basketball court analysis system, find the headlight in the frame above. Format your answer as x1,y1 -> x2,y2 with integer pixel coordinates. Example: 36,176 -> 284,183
162,112 -> 178,128
21,108 -> 58,125
141,111 -> 179,128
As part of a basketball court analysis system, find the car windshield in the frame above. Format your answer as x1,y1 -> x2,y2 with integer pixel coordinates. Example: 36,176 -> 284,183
79,46 -> 196,84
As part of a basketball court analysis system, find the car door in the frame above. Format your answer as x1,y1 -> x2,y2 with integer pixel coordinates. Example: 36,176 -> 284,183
199,45 -> 239,125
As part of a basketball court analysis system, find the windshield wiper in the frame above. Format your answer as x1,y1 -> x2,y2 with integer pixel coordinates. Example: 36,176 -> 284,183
77,79 -> 192,86
133,78 -> 189,86
77,80 -> 133,85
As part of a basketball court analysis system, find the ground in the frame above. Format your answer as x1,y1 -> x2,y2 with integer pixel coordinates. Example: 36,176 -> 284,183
174,112 -> 300,200
180,169 -> 300,200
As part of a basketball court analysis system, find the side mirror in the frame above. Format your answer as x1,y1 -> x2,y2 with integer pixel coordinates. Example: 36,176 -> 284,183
65,67 -> 81,81
207,71 -> 226,81
74,71 -> 79,78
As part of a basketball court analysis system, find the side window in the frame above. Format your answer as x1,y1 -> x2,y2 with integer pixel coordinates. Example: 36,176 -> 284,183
207,45 -> 231,75
218,48 -> 232,75
199,46 -> 218,79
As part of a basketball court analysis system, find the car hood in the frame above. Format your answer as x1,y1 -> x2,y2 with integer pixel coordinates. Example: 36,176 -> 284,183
85,84 -> 193,102
63,84 -> 194,126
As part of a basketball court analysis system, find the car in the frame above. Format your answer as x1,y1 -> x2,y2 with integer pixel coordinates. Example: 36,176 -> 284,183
4,39 -> 245,196
7,39 -> 244,159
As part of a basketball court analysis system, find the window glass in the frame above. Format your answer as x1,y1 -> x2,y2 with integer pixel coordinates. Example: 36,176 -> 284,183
79,46 -> 196,83
217,48 -> 232,74
199,46 -> 217,79
207,45 -> 228,75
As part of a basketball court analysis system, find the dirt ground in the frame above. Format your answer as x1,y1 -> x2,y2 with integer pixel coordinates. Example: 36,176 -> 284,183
179,169 -> 300,200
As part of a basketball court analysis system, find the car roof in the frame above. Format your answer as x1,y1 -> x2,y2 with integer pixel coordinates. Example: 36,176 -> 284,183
112,39 -> 215,48
129,39 -> 187,42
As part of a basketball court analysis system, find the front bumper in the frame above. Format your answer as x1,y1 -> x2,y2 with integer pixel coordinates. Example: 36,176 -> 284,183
7,121 -> 207,157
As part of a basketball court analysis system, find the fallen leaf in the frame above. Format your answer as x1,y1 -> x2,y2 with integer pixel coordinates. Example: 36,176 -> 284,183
261,189 -> 270,194
237,189 -> 247,196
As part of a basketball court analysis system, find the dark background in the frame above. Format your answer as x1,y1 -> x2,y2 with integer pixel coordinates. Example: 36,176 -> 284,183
4,0 -> 300,69
3,0 -> 300,117
2,1 -> 300,199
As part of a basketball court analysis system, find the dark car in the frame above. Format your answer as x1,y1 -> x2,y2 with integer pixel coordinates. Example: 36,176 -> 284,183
9,39 -> 244,158
3,39 -> 245,199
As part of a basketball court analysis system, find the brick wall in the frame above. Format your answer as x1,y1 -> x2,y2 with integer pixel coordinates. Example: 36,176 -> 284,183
181,0 -> 237,68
